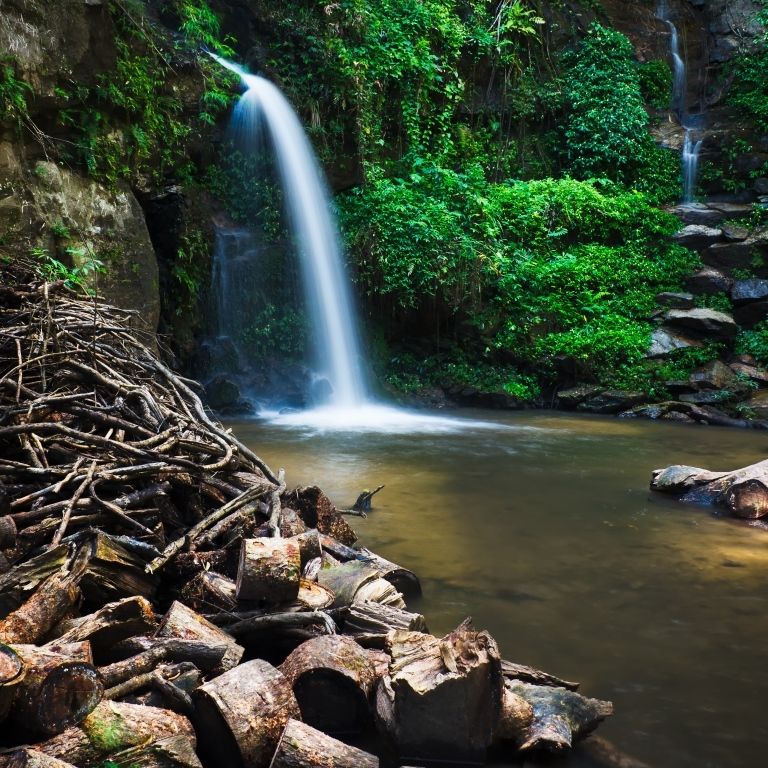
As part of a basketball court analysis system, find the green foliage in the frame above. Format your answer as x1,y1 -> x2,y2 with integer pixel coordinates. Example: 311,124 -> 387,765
0,59 -> 31,125
728,2 -> 768,132
638,60 -> 672,110
172,230 -> 209,314
240,303 -> 307,361
736,321 -> 768,366
695,291 -> 732,313
32,246 -> 105,293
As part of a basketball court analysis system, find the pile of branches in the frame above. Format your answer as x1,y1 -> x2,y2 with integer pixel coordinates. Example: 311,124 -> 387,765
0,259 -> 280,564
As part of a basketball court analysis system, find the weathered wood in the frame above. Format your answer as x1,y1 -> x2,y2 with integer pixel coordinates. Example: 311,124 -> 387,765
651,459 -> 768,518
193,659 -> 300,768
279,635 -> 377,735
506,680 -> 613,751
577,735 -> 653,768
269,718 -> 379,768
98,734 -> 203,768
501,659 -> 579,691
344,600 -> 427,645
181,571 -> 237,612
235,537 -> 301,603
9,644 -> 103,735
99,638 -> 226,687
495,681 -> 534,742
3,749 -> 78,768
0,572 -> 80,645
291,486 -> 357,545
375,621 -> 502,764
289,529 -> 321,566
355,547 -> 421,598
0,515 -> 17,549
318,560 -> 404,609
35,701 -> 196,767
50,596 -> 156,659
156,601 -> 244,672
0,641 -> 24,720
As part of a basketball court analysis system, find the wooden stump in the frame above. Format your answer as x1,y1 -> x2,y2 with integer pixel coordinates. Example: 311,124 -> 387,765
269,718 -> 379,768
235,538 -> 301,603
375,621 -> 502,765
156,601 -> 244,672
651,459 -> 768,519
279,635 -> 377,735
193,658 -> 300,768
35,700 -> 196,767
10,644 -> 103,735
505,680 -> 613,751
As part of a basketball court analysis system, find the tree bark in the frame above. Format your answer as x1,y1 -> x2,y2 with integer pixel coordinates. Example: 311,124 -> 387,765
235,538 -> 301,604
495,681 -> 534,742
651,459 -> 768,518
279,634 -> 378,735
0,641 -> 24,720
269,718 -> 378,768
94,734 -> 203,768
192,659 -> 300,768
156,601 -> 243,672
344,600 -> 427,646
2,749 -> 78,768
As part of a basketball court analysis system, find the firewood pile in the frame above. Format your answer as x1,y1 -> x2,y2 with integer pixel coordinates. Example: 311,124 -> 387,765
0,262 -> 619,767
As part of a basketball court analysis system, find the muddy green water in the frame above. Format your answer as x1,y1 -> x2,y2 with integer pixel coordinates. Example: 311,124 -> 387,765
230,411 -> 768,768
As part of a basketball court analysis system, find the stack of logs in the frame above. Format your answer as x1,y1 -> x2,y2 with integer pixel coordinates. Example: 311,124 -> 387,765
0,261 -> 617,767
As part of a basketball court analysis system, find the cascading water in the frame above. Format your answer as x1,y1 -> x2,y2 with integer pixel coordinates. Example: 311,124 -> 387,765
656,1 -> 703,203
210,54 -> 366,409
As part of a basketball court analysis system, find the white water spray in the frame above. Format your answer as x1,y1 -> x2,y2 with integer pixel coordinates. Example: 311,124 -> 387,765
211,54 -> 366,408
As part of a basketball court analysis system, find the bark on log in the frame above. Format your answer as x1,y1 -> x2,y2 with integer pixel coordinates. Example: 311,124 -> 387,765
235,538 -> 301,603
289,530 -> 321,566
269,718 -> 379,768
35,701 -> 196,767
495,682 -> 534,742
344,600 -> 427,646
0,572 -> 80,645
279,635 -> 377,735
501,659 -> 579,691
291,487 -> 357,546
181,571 -> 237,613
50,596 -> 156,660
0,641 -> 24,720
375,621 -> 502,764
192,659 -> 300,768
156,601 -> 243,672
10,644 -> 103,735
355,547 -> 421,598
651,459 -> 768,519
95,734 -> 203,768
0,515 -> 17,549
506,680 -> 613,751
3,750 -> 78,768
318,560 -> 404,609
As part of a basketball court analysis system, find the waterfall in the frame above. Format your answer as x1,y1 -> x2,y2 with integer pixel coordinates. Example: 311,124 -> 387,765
656,1 -> 703,203
209,54 -> 367,409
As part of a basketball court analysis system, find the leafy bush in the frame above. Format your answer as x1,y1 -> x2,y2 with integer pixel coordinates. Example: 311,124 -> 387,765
639,60 -> 673,110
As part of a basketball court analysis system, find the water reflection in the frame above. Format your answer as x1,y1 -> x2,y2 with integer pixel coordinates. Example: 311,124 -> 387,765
230,411 -> 768,768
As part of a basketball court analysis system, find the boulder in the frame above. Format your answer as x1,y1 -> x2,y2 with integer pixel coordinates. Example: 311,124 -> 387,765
722,225 -> 750,242
647,328 -> 703,358
655,292 -> 694,309
577,390 -> 646,415
747,391 -> 768,419
669,202 -> 753,226
556,385 -> 602,410
731,279 -> 768,304
679,391 -> 733,405
663,308 -> 738,339
689,360 -> 740,391
703,229 -> 768,270
205,376 -> 242,410
729,362 -> 768,386
684,267 -> 732,295
733,301 -> 768,329
673,224 -> 723,249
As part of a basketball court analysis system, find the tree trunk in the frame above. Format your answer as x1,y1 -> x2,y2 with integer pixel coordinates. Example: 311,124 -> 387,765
192,659 -> 300,768
35,701 -> 196,767
181,571 -> 237,613
235,538 -> 301,604
269,718 -> 378,768
279,635 -> 378,735
375,621 -> 502,765
10,644 -> 103,735
0,572 -> 80,645
505,680 -> 613,752
651,459 -> 768,518
156,601 -> 243,672
344,600 -> 427,646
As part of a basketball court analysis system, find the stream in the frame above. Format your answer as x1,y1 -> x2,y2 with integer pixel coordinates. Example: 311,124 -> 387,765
230,411 -> 768,768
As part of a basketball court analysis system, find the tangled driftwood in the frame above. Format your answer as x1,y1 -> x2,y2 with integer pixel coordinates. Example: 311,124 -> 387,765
0,262 -> 623,767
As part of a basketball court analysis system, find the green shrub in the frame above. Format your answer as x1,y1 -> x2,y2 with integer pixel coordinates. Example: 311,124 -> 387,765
639,60 -> 673,110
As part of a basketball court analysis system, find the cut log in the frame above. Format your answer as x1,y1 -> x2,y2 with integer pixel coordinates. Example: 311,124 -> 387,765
501,659 -> 579,691
96,734 -> 203,768
577,735 -> 653,768
225,611 -> 336,659
279,635 -> 377,735
3,750 -> 78,768
650,459 -> 768,518
156,601 -> 243,672
0,515 -> 17,549
375,620 -> 502,764
0,641 -> 24,719
291,486 -> 357,545
355,547 -> 421,598
506,680 -> 613,751
0,571 -> 80,645
344,600 -> 427,646
192,659 -> 300,768
10,644 -> 103,735
278,508 -> 307,538
495,681 -> 534,742
181,571 -> 237,612
35,701 -> 196,767
235,538 -> 301,603
318,560 -> 404,609
269,718 -> 378,768
50,596 -> 156,660
289,529 -> 321,566
0,544 -> 70,617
